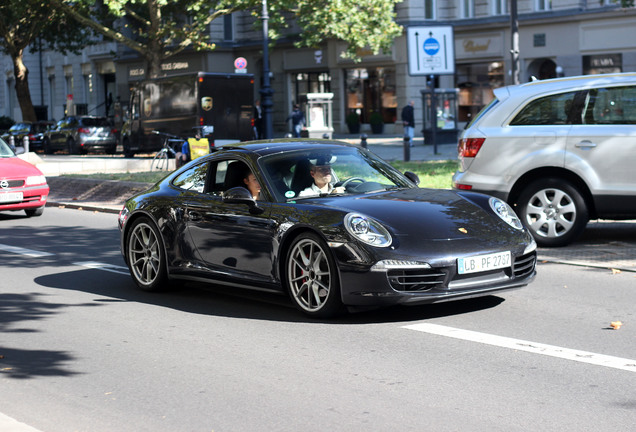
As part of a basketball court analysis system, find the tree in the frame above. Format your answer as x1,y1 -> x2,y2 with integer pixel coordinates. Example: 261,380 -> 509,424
0,1 -> 94,122
50,0 -> 402,79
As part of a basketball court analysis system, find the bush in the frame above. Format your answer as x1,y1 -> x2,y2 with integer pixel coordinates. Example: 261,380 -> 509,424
346,112 -> 360,134
0,116 -> 14,132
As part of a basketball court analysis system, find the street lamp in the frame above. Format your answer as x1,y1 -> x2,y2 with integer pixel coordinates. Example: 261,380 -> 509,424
260,0 -> 274,139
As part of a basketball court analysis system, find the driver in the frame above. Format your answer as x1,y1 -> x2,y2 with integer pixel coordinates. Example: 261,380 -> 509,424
299,157 -> 345,197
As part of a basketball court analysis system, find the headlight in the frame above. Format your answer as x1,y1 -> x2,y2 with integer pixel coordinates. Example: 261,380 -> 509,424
344,213 -> 392,247
489,197 -> 523,230
26,175 -> 46,186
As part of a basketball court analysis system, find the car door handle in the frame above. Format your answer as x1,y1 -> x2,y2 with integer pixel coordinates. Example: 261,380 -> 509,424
575,140 -> 597,149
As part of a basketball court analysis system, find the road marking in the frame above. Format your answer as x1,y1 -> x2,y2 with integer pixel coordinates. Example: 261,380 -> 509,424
0,243 -> 54,257
403,323 -> 636,373
0,412 -> 44,432
74,261 -> 130,275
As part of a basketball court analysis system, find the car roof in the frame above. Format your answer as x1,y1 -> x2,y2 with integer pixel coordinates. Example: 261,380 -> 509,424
214,139 -> 359,157
493,72 -> 636,102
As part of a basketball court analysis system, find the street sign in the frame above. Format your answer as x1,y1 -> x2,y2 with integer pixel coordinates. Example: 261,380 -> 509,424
234,57 -> 248,74
407,26 -> 455,76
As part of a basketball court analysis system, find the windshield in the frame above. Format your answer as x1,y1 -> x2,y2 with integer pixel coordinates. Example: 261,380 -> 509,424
0,137 -> 16,158
259,147 -> 415,202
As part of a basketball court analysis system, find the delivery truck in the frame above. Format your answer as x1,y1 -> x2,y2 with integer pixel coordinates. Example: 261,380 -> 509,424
121,72 -> 254,157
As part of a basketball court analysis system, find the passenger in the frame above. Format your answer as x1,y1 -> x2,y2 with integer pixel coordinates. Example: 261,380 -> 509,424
298,159 -> 345,197
243,170 -> 261,200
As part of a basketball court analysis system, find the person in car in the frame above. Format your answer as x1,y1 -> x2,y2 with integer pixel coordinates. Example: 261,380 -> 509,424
243,170 -> 261,200
299,159 -> 345,197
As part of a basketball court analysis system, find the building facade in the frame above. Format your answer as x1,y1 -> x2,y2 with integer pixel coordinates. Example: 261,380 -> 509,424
2,1 -> 635,138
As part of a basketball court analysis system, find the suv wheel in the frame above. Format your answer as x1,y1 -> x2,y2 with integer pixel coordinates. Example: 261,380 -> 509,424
517,178 -> 589,247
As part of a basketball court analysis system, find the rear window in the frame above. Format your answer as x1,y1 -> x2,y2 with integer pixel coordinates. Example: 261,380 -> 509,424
80,117 -> 110,127
510,91 -> 576,126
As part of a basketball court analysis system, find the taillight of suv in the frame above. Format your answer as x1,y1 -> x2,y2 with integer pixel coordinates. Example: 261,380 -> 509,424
78,127 -> 91,134
458,138 -> 485,158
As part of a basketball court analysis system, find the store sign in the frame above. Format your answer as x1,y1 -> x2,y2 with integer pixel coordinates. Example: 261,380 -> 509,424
455,33 -> 503,59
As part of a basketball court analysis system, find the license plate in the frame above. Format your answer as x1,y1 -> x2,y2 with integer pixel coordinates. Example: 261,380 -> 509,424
0,191 -> 23,203
458,251 -> 511,275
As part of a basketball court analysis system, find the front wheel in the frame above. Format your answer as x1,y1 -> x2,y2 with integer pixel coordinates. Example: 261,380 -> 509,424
25,207 -> 44,217
126,217 -> 169,291
517,178 -> 589,247
285,232 -> 343,318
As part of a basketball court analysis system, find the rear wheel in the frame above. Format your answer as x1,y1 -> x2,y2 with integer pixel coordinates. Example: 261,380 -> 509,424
151,150 -> 170,171
517,178 -> 588,247
285,232 -> 343,318
126,217 -> 169,291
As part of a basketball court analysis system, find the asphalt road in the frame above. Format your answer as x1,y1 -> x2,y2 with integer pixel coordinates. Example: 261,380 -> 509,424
1,207 -> 635,432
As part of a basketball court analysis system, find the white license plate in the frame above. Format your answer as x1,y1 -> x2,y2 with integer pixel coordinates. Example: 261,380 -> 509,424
458,251 -> 511,275
0,191 -> 23,203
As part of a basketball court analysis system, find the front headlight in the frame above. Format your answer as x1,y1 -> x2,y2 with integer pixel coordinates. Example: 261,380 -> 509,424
344,213 -> 392,247
26,175 -> 46,186
489,197 -> 523,230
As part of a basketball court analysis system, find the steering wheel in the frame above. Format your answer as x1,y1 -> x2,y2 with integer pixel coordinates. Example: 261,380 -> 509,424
337,177 -> 366,189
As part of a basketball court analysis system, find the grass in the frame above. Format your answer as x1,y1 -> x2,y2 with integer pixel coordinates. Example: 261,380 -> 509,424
63,160 -> 459,189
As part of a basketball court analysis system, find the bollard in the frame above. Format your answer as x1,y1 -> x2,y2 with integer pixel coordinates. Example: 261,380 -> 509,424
9,135 -> 14,149
403,136 -> 411,162
360,133 -> 367,148
23,135 -> 29,153
322,133 -> 330,139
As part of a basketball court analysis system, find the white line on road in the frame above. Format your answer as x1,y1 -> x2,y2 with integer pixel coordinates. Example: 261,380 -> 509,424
0,412 -> 44,432
403,323 -> 636,373
0,243 -> 54,257
74,261 -> 130,275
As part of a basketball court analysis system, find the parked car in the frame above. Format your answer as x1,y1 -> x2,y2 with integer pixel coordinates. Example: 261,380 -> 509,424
0,121 -> 54,153
0,137 -> 49,217
453,72 -> 636,247
43,116 -> 117,155
119,139 -> 537,318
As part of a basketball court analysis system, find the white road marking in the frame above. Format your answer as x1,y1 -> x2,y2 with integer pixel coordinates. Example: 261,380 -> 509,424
0,412 -> 44,432
74,261 -> 130,275
403,323 -> 636,373
0,243 -> 53,257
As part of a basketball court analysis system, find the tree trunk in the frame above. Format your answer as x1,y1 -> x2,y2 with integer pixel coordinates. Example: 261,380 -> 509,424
13,51 -> 37,122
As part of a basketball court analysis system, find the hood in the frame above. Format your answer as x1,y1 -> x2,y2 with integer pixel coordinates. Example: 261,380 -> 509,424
309,188 -> 520,242
0,156 -> 45,179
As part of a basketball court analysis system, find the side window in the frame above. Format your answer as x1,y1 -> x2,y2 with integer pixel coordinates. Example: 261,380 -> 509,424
173,162 -> 209,193
585,86 -> 636,125
205,159 -> 248,196
510,91 -> 576,126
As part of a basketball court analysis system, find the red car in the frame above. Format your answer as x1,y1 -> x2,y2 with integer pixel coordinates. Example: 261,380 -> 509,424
0,137 -> 49,216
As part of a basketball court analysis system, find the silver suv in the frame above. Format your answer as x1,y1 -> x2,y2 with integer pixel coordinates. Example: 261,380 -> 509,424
453,73 -> 636,247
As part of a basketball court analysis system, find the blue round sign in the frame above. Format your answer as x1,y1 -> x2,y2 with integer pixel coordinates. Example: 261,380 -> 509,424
423,38 -> 440,56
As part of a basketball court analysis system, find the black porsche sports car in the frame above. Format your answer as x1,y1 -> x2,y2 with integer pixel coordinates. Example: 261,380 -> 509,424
118,140 -> 536,317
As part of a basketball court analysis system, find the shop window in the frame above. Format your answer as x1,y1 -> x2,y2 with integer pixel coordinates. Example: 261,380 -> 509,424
345,67 -> 396,124
293,72 -> 331,105
456,62 -> 503,124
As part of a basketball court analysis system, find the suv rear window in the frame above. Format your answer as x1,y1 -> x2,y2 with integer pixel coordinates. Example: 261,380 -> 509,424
80,117 -> 110,127
510,92 -> 577,126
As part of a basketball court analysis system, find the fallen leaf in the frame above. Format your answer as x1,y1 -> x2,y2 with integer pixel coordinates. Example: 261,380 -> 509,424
611,268 -> 621,274
610,321 -> 623,330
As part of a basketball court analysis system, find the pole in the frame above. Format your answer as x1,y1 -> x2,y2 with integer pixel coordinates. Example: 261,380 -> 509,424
429,75 -> 438,155
510,0 -> 520,85
260,0 -> 274,139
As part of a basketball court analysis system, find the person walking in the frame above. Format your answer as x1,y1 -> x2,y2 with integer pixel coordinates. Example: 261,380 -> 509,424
401,100 -> 415,147
287,104 -> 305,138
253,99 -> 263,139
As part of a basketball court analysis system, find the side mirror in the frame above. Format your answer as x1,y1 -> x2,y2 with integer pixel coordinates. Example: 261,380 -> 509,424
222,187 -> 263,214
404,171 -> 420,186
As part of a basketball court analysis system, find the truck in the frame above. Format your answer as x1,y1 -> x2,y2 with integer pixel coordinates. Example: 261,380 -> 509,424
121,72 -> 255,157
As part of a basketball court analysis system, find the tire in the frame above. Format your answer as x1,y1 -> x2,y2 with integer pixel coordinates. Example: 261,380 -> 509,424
285,232 -> 343,318
25,207 -> 44,217
151,151 -> 169,171
126,217 -> 169,291
517,178 -> 589,247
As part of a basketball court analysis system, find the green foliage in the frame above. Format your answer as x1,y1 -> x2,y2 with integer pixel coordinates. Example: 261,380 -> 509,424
50,0 -> 402,77
369,111 -> 383,126
0,116 -> 15,131
346,112 -> 360,126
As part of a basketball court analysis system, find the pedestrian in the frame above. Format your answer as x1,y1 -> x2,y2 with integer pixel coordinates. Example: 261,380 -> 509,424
286,104 -> 305,138
401,100 -> 415,147
253,99 -> 263,139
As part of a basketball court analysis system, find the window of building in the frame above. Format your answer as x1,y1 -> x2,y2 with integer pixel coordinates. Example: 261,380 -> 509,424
345,67 -> 397,124
223,14 -> 234,41
461,0 -> 474,18
493,0 -> 508,15
536,0 -> 551,11
456,62 -> 504,124
425,0 -> 436,19
293,72 -> 331,105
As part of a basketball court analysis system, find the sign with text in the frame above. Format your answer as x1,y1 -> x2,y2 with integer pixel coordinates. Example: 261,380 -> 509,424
407,26 -> 455,76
